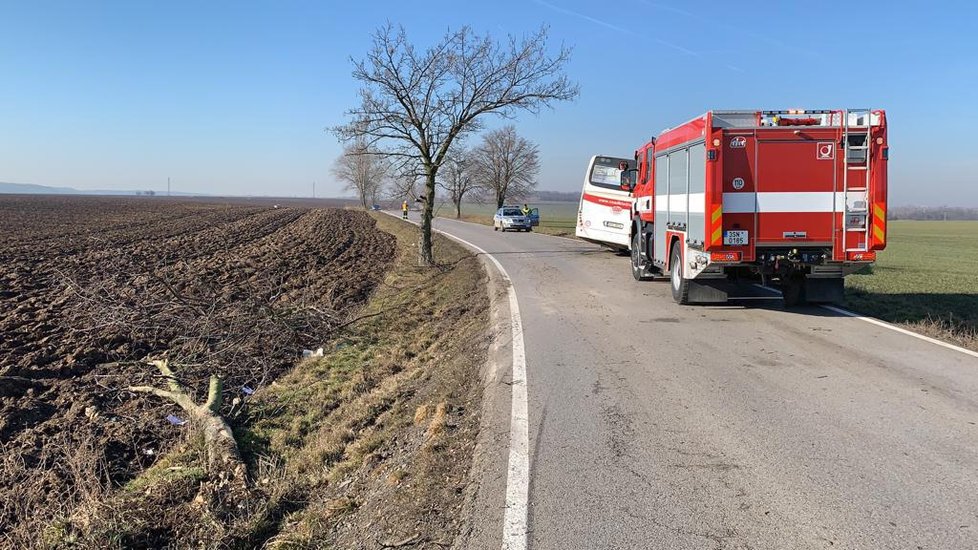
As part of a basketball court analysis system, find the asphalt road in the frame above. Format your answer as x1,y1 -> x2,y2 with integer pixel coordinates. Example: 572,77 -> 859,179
410,214 -> 978,550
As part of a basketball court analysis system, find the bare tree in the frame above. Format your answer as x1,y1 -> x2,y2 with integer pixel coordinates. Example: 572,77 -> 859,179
438,147 -> 483,218
333,24 -> 578,265
473,126 -> 540,208
387,171 -> 423,203
331,141 -> 390,209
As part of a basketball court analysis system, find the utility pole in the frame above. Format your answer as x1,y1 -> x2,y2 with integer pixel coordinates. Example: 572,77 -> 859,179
313,180 -> 316,199
167,177 -> 171,197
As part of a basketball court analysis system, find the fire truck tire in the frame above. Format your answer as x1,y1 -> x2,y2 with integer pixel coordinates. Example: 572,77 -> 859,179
782,274 -> 807,307
670,245 -> 689,304
631,232 -> 653,281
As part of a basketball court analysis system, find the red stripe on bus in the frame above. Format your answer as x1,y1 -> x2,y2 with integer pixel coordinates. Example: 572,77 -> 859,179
582,193 -> 632,209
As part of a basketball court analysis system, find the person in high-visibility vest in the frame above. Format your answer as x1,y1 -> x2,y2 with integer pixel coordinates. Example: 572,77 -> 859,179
401,200 -> 409,219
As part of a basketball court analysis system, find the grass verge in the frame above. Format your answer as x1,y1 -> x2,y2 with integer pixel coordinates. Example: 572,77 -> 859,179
47,213 -> 490,548
844,220 -> 978,351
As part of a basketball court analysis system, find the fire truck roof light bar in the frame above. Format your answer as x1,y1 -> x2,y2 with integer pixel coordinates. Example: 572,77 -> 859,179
714,109 -> 865,115
761,109 -> 836,115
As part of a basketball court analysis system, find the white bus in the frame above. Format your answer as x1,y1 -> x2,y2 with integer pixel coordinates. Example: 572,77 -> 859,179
575,155 -> 636,252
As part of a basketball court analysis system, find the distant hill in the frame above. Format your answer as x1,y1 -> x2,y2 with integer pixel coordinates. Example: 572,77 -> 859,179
0,181 -> 200,196
0,181 -> 81,195
531,190 -> 579,202
889,206 -> 978,220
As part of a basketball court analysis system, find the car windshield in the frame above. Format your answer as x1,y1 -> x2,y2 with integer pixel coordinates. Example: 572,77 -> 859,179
502,209 -> 523,216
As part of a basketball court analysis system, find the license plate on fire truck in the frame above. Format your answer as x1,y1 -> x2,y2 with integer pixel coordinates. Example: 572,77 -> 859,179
723,230 -> 748,246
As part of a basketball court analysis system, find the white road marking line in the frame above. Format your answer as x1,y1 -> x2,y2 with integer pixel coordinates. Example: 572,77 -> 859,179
754,283 -> 978,359
752,283 -> 782,294
819,304 -> 978,359
432,230 -> 530,550
386,213 -> 530,549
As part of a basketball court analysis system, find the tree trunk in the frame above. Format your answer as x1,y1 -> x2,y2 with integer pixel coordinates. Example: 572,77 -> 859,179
455,197 -> 462,219
419,169 -> 436,266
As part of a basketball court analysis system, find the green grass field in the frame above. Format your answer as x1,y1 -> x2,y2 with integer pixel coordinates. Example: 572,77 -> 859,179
434,200 -> 579,237
845,220 -> 978,348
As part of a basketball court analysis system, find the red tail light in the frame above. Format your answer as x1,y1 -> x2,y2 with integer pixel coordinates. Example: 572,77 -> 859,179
710,251 -> 742,262
847,251 -> 876,261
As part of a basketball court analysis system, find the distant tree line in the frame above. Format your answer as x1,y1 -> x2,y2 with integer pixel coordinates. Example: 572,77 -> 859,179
331,124 -> 542,216
531,190 -> 579,202
889,206 -> 978,220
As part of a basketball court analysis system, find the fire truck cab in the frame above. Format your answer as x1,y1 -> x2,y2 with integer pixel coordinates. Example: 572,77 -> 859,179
626,109 -> 888,306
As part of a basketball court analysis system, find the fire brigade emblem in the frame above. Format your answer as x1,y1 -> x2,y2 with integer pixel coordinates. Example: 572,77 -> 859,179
732,177 -> 745,190
817,142 -> 835,160
730,136 -> 747,148
611,205 -> 622,215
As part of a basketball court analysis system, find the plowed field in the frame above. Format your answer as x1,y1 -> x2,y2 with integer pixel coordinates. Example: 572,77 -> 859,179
0,196 -> 394,539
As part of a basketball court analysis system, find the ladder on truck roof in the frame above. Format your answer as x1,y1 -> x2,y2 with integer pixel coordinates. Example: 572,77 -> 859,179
841,109 -> 873,253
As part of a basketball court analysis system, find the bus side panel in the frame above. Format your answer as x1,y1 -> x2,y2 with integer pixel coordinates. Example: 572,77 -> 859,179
577,189 -> 632,247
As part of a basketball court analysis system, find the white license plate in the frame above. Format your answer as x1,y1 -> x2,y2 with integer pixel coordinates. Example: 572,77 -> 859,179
723,230 -> 748,246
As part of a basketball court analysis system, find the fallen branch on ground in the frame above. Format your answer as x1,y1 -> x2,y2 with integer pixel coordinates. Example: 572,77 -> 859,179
128,359 -> 246,487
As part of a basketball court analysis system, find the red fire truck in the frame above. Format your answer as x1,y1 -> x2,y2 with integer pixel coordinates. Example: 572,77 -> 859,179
615,109 -> 888,306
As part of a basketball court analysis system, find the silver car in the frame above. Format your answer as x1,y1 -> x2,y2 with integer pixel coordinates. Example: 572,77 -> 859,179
493,206 -> 532,232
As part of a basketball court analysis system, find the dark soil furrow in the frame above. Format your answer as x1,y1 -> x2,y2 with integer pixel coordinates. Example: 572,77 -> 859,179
0,196 -> 395,542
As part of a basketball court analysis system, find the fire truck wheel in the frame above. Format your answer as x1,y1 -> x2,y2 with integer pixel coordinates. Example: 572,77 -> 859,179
782,274 -> 807,307
631,232 -> 653,281
670,245 -> 689,304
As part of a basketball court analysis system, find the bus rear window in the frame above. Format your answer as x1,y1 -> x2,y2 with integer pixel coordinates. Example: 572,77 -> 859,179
589,157 -> 634,190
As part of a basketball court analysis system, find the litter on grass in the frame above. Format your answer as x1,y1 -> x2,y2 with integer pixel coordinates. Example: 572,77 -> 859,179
166,414 -> 187,426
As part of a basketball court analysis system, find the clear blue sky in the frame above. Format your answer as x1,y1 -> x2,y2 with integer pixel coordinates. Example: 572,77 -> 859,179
2,0 -> 976,205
